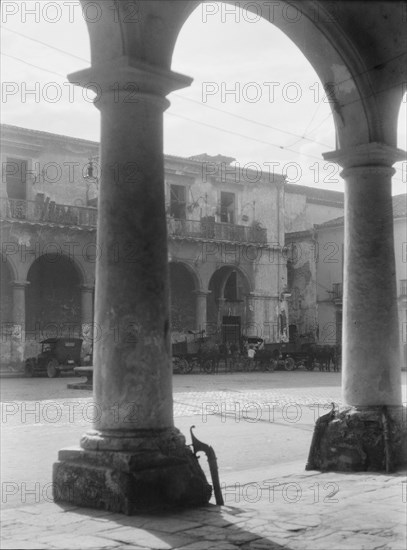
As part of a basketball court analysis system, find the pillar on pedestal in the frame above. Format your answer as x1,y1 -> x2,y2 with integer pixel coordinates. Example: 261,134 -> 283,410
11,281 -> 29,368
306,143 -> 407,472
53,59 -> 211,513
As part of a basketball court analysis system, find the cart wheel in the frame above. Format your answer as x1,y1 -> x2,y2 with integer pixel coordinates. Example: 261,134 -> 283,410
284,356 -> 296,371
24,362 -> 34,378
266,359 -> 277,372
203,359 -> 214,374
47,359 -> 59,378
178,358 -> 192,374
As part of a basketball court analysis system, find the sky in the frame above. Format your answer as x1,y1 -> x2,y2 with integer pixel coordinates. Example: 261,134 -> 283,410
1,0 -> 406,194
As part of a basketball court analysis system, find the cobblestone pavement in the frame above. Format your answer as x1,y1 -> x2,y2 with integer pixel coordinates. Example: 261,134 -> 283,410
1,465 -> 406,549
1,373 -> 406,549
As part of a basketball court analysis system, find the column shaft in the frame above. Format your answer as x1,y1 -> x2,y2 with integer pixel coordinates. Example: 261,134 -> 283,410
195,291 -> 208,332
93,94 -> 173,431
342,166 -> 401,405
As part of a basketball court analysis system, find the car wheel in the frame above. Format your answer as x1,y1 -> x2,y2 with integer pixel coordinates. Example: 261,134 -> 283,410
47,359 -> 59,378
177,358 -> 190,374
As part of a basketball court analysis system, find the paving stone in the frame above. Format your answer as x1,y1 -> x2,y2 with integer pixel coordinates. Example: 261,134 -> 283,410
0,540 -> 55,550
34,534 -> 122,549
101,527 -> 195,548
140,517 -> 202,534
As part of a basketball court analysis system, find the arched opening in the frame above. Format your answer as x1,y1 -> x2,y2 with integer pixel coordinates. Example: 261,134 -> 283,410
26,254 -> 82,339
166,1 -> 359,191
208,266 -> 251,341
169,262 -> 197,336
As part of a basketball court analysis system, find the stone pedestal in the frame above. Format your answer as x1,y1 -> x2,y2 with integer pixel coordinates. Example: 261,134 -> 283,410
54,428 -> 211,514
306,406 -> 407,472
53,59 -> 212,512
306,143 -> 407,472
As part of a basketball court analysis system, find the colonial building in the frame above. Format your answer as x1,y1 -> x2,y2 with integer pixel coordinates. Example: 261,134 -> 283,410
286,193 -> 407,364
2,1 -> 405,511
1,124 -> 346,368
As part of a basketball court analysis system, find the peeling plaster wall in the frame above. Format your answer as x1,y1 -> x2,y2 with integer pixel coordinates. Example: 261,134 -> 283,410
284,191 -> 344,233
286,237 -> 318,339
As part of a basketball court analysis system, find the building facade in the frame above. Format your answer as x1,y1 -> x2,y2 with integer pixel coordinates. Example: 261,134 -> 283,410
286,194 -> 407,365
0,124 -> 348,368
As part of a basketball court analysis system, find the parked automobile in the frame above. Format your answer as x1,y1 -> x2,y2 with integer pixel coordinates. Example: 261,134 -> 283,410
24,338 -> 83,378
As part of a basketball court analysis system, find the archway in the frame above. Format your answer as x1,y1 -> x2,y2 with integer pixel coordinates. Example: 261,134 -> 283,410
26,254 -> 82,339
208,266 -> 251,341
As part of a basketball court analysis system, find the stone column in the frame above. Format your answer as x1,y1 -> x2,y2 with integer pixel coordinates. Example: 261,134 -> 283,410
10,281 -> 29,368
306,143 -> 407,472
80,284 -> 94,326
53,60 -> 211,513
80,283 -> 94,357
194,291 -> 209,333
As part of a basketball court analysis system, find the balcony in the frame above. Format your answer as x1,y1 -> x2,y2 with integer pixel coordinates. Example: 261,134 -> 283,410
1,198 -> 268,244
1,197 -> 97,228
167,217 -> 267,244
328,282 -> 343,305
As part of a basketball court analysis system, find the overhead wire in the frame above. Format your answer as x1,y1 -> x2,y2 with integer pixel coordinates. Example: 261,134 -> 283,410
2,25 -> 405,183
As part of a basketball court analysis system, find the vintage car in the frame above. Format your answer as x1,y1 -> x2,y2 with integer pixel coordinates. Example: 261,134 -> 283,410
24,338 -> 83,378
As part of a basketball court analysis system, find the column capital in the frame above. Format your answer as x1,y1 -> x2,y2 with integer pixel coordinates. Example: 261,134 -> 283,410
69,57 -> 193,107
323,142 -> 406,170
193,290 -> 211,297
11,280 -> 30,289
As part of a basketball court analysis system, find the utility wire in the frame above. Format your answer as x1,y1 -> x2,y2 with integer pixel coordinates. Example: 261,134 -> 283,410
1,25 -> 333,148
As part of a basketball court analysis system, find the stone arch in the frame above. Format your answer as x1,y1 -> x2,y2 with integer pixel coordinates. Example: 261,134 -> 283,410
26,253 -> 84,337
207,265 -> 252,337
170,0 -> 371,147
169,261 -> 200,333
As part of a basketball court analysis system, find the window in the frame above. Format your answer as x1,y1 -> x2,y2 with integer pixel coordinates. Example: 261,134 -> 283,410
220,192 -> 235,223
170,185 -> 186,219
5,157 -> 28,200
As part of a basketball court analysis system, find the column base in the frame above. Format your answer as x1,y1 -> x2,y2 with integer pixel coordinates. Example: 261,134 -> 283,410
306,406 -> 407,472
53,428 -> 212,514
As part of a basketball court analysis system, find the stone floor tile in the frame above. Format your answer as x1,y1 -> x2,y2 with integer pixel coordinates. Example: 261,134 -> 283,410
14,511 -> 93,528
140,517 -> 202,534
0,540 -> 55,550
34,534 -> 121,549
101,526 -> 195,549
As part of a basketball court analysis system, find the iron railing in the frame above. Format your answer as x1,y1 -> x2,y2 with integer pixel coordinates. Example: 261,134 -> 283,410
167,218 -> 267,243
1,197 -> 97,227
1,198 -> 268,243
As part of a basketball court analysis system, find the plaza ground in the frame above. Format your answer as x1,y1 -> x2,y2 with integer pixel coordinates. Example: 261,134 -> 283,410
1,371 -> 406,549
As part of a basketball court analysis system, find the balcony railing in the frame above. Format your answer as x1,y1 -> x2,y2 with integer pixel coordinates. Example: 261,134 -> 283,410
400,279 -> 407,297
1,197 -> 97,227
1,198 -> 268,244
167,218 -> 267,244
